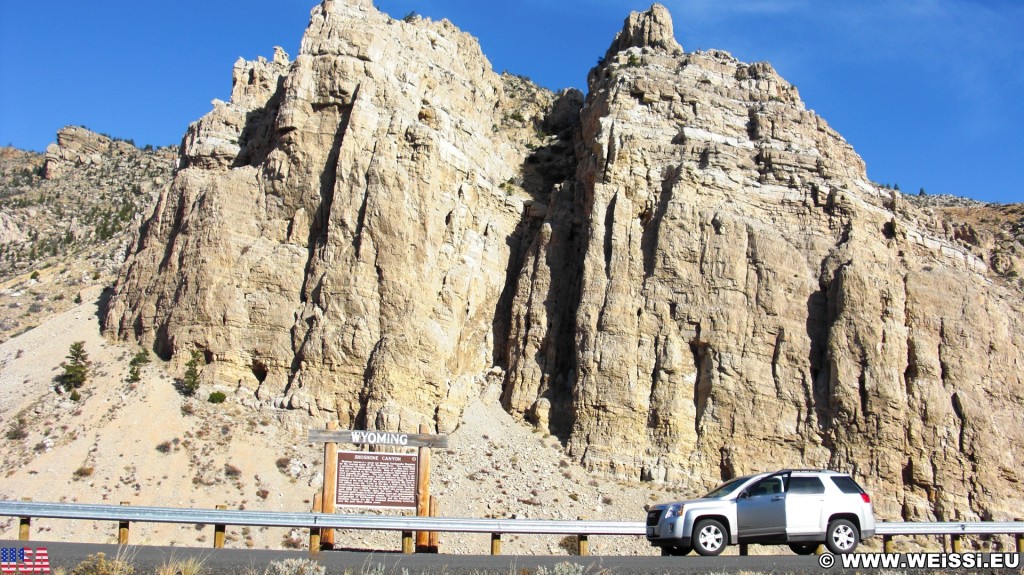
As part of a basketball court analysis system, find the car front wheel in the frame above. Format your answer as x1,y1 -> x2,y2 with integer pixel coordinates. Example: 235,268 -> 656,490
825,519 -> 859,554
692,519 -> 727,556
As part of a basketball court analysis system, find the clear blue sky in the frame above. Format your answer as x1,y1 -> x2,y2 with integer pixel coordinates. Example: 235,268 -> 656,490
2,1 -> 1022,203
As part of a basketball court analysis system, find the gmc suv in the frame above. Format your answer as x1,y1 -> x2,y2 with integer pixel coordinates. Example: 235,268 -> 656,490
646,469 -> 875,556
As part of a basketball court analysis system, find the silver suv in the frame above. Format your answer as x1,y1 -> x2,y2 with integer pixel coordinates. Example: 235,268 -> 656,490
646,469 -> 875,556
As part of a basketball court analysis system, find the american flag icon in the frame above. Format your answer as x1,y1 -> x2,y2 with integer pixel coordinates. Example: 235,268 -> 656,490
0,548 -> 49,574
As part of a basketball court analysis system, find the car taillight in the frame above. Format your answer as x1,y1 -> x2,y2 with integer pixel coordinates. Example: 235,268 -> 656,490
861,493 -> 871,504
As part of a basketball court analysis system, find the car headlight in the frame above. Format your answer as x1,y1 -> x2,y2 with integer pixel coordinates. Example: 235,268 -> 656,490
663,504 -> 683,518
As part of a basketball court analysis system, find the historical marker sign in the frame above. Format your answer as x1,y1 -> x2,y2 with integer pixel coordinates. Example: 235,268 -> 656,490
336,450 -> 419,509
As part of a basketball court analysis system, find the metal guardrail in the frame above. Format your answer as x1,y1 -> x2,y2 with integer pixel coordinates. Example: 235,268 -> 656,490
876,521 -> 1024,536
0,500 -> 640,535
2,500 -> 1023,554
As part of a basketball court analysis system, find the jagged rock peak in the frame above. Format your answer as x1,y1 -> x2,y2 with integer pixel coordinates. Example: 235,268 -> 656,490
604,3 -> 683,59
321,0 -> 374,12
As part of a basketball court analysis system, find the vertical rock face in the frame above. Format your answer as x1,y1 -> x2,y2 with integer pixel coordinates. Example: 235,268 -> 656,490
500,5 -> 1024,521
105,0 -> 558,432
106,1 -> 1024,522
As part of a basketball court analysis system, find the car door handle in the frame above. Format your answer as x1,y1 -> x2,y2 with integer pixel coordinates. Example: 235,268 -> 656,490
772,496 -> 783,501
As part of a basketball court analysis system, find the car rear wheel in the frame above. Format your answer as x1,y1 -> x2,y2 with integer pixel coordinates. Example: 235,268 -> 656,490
692,519 -> 727,556
825,519 -> 859,554
788,543 -> 817,555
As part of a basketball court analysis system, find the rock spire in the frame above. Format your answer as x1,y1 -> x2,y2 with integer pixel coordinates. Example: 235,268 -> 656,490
604,4 -> 683,59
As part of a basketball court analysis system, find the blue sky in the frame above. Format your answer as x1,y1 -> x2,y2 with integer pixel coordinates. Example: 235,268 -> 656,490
1,1 -> 1022,203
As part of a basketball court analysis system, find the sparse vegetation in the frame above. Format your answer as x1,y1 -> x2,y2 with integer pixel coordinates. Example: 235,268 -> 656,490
73,465 -> 95,478
534,562 -> 585,575
5,417 -> 28,440
265,558 -> 323,575
69,552 -> 134,575
179,350 -> 203,396
279,533 -> 306,551
207,391 -> 227,404
127,348 -> 151,383
557,535 -> 579,555
58,341 -> 90,391
275,457 -> 293,474
155,557 -> 204,575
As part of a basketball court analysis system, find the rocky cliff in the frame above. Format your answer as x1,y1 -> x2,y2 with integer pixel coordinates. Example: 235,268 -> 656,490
104,0 -> 1024,523
0,128 -> 175,342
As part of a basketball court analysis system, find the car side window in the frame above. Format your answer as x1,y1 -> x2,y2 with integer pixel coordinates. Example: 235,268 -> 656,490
830,476 -> 864,494
747,476 -> 785,497
789,476 -> 825,494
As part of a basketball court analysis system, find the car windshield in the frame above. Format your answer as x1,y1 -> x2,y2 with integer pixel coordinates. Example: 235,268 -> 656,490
702,476 -> 753,498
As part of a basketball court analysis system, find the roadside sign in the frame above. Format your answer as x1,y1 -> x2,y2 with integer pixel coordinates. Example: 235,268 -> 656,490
335,451 -> 419,509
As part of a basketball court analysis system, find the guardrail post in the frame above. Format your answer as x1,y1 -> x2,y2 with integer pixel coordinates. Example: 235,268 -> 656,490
576,516 -> 589,556
309,493 -> 322,553
739,543 -> 748,556
577,534 -> 589,556
18,516 -> 30,541
401,531 -> 414,554
118,502 -> 130,544
1016,518 -> 1024,553
214,505 -> 227,548
18,498 -> 31,541
883,534 -> 894,553
490,532 -> 502,555
951,534 -> 963,553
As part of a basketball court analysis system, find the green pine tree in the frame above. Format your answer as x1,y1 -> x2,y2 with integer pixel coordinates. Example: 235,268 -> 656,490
60,341 -> 90,391
127,348 -> 151,384
181,350 -> 202,396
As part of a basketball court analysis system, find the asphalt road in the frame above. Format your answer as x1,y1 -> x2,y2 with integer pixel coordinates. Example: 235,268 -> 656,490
0,539 -> 840,574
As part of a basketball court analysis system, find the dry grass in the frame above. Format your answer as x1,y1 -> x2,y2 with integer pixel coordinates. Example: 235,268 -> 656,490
155,556 -> 206,575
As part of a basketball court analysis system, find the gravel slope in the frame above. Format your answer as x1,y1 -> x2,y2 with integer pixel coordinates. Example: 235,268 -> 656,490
0,290 -> 683,555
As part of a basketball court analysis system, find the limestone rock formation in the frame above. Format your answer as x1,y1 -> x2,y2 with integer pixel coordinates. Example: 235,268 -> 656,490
0,212 -> 25,244
44,126 -> 141,179
105,1 -> 1024,524
104,0 -> 556,434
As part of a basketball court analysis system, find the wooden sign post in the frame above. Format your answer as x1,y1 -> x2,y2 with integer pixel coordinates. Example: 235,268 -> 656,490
321,421 -> 339,549
310,423 -> 448,553
415,423 -> 431,552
